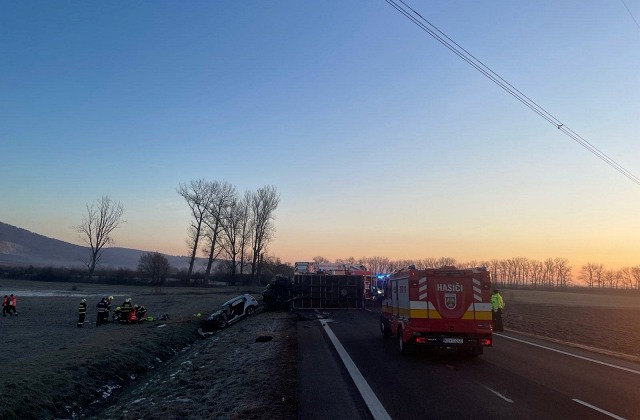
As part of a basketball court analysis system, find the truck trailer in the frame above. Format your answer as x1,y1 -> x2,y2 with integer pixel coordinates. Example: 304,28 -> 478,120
380,265 -> 493,355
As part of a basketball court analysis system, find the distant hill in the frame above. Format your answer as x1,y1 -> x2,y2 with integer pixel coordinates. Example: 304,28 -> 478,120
0,221 -> 210,271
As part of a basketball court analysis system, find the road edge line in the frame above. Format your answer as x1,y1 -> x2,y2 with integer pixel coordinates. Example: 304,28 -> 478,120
320,320 -> 392,420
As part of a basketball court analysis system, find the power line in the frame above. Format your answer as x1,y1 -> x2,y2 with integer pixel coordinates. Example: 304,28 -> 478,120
621,0 -> 640,33
385,0 -> 640,187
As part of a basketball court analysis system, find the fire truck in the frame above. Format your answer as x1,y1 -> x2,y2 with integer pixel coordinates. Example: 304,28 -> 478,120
380,265 -> 493,355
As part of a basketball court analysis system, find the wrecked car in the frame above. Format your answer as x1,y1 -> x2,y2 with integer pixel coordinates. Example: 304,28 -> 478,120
202,294 -> 259,332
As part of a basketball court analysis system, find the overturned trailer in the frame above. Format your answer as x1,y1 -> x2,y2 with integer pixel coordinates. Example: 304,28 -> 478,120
263,263 -> 372,310
293,273 -> 366,309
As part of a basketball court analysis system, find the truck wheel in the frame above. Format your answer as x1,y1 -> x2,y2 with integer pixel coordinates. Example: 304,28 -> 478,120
380,319 -> 390,339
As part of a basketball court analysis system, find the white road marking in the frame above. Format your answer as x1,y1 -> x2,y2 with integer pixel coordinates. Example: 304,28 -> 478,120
497,334 -> 640,375
320,320 -> 392,420
572,399 -> 626,420
479,384 -> 514,403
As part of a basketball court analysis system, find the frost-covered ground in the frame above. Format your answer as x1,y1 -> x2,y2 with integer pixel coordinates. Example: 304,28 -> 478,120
1,279 -> 638,419
0,279 -> 296,419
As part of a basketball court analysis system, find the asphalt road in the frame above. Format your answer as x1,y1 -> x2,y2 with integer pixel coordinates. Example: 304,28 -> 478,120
297,309 -> 640,420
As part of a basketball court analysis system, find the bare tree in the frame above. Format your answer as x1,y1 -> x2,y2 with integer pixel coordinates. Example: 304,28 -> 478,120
619,267 -> 633,289
249,185 -> 280,281
554,258 -> 572,288
237,191 -> 253,281
76,195 -> 125,277
362,256 -> 391,274
201,181 -> 236,282
632,265 -> 640,290
581,262 -> 605,288
219,196 -> 247,285
178,179 -> 215,284
138,252 -> 171,291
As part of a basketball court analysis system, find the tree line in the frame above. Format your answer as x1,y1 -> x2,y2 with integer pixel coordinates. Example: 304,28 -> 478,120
310,256 -> 640,290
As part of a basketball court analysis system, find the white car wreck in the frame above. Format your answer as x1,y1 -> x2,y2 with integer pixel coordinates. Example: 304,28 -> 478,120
202,294 -> 259,332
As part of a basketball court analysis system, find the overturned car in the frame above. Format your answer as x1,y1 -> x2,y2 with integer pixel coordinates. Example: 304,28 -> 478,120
202,294 -> 259,332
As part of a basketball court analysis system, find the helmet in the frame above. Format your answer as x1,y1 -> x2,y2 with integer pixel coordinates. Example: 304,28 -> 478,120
126,298 -> 131,303
108,296 -> 113,301
81,299 -> 86,303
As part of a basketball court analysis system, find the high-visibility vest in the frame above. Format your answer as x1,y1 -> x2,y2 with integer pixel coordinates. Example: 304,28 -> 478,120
491,293 -> 505,311
78,303 -> 87,314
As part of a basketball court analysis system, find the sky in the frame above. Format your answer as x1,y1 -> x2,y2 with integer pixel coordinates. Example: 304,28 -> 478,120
2,1 -> 639,272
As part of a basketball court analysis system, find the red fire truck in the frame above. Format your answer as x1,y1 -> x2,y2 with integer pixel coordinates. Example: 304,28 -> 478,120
380,265 -> 493,355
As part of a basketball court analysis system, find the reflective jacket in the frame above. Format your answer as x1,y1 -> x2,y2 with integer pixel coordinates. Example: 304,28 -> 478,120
96,300 -> 108,313
491,293 -> 505,312
78,302 -> 87,315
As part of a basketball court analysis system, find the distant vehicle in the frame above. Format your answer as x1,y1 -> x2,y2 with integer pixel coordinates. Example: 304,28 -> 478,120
203,294 -> 259,332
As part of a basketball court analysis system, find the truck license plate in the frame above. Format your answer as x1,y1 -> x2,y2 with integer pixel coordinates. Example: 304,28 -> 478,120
443,338 -> 463,344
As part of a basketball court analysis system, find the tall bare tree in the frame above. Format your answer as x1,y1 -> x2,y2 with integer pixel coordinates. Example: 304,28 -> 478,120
580,262 -> 604,288
219,196 -> 245,284
202,181 -> 236,282
76,195 -> 125,277
178,179 -> 215,284
237,190 -> 253,281
249,185 -> 280,281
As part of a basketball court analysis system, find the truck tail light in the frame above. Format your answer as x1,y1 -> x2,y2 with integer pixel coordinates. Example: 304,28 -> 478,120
415,337 -> 427,344
480,338 -> 491,346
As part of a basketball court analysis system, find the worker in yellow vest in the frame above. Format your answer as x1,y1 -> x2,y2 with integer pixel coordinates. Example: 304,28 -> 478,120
491,289 -> 505,332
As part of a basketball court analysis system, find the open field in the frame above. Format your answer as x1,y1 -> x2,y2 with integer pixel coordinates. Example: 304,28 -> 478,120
0,279 -> 296,419
1,279 -> 639,418
501,289 -> 640,361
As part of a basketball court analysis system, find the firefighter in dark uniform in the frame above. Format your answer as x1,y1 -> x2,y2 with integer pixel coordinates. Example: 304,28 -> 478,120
2,295 -> 8,317
120,298 -> 133,323
96,297 -> 108,327
77,299 -> 87,327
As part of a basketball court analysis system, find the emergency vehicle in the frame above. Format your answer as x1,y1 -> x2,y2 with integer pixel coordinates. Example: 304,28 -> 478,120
380,265 -> 493,355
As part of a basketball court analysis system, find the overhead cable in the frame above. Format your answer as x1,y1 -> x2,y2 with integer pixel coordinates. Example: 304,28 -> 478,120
621,0 -> 640,33
385,0 -> 640,187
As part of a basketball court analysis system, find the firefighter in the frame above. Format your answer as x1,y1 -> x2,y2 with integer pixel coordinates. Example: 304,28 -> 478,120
135,305 -> 147,322
77,299 -> 87,327
7,294 -> 17,316
96,297 -> 108,327
1,295 -> 8,317
120,298 -> 133,323
491,289 -> 505,332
